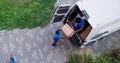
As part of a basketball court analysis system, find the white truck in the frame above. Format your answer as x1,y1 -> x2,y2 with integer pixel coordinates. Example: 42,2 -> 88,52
50,0 -> 120,47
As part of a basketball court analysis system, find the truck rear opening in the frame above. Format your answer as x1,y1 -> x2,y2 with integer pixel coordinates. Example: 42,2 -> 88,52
62,5 -> 92,47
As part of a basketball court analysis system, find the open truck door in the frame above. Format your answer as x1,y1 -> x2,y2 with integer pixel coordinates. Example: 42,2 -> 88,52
62,5 -> 92,47
50,5 -> 70,23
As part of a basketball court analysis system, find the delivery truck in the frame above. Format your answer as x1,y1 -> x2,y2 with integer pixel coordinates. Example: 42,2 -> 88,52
50,0 -> 120,47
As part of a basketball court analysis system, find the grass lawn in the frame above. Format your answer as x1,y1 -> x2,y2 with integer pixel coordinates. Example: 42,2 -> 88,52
0,0 -> 55,30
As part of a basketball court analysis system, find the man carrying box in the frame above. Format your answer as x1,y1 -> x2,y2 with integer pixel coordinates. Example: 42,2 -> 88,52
61,16 -> 86,37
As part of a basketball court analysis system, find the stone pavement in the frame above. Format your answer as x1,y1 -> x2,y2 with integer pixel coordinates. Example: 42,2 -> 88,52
0,22 -> 74,63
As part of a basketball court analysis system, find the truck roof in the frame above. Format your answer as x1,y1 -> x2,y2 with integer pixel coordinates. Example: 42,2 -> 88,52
76,0 -> 120,28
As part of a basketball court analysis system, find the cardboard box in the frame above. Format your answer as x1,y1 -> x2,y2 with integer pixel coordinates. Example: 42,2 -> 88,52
61,23 -> 75,37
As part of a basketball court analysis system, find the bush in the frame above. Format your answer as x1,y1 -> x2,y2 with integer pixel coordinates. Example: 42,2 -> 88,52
66,51 -> 120,63
110,48 -> 120,60
66,53 -> 93,63
66,53 -> 81,63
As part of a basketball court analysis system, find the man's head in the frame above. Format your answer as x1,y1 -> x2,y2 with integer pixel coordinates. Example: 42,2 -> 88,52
10,54 -> 13,57
56,29 -> 61,34
75,17 -> 81,23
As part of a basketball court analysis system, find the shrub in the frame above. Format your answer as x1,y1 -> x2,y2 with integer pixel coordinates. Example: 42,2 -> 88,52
110,48 -> 120,60
66,53 -> 81,63
66,53 -> 93,63
66,51 -> 120,63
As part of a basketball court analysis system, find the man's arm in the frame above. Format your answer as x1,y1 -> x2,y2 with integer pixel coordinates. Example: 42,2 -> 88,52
75,27 -> 84,33
75,19 -> 85,32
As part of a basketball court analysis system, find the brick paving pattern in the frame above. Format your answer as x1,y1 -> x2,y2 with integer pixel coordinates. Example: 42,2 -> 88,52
0,22 -> 73,63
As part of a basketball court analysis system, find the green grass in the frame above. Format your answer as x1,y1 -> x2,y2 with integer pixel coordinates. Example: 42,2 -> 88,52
0,0 -> 55,30
66,52 -> 120,63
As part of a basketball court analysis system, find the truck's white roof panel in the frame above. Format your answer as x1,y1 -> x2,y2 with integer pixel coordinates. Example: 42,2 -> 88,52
76,0 -> 120,28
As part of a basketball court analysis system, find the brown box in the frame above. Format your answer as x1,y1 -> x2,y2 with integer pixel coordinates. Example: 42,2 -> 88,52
61,23 -> 74,37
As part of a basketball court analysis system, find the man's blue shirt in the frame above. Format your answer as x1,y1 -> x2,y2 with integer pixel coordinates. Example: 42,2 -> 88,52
53,32 -> 62,40
74,19 -> 85,31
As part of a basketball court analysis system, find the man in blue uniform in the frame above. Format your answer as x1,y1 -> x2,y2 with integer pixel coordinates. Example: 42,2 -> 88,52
51,30 -> 62,46
74,16 -> 86,33
68,16 -> 86,33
